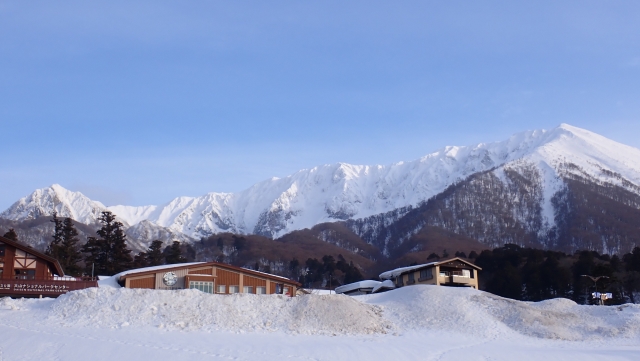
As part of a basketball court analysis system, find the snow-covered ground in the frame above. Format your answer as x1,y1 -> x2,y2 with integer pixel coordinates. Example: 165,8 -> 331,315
1,285 -> 639,360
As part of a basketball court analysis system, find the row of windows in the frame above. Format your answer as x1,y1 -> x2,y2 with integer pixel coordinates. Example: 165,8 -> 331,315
0,269 -> 36,280
189,281 -> 214,294
439,269 -> 472,278
397,268 -> 474,285
189,282 -> 286,295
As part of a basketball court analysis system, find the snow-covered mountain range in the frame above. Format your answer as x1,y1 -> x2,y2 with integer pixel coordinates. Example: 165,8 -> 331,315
3,124 -> 640,253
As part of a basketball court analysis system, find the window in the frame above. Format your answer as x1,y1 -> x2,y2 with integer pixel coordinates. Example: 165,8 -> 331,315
0,244 -> 5,257
283,287 -> 290,295
407,272 -> 415,284
14,269 -> 36,280
419,268 -> 433,280
440,271 -> 449,277
396,276 -> 404,287
189,281 -> 214,294
256,286 -> 266,294
243,286 -> 253,294
217,285 -> 226,294
462,270 -> 471,278
275,284 -> 283,294
229,285 -> 239,293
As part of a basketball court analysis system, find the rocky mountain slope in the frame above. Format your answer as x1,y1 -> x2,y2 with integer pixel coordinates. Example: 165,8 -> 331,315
2,124 -> 640,259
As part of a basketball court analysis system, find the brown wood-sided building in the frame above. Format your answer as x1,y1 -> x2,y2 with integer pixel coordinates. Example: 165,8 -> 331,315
379,257 -> 482,289
0,235 -> 98,298
119,262 -> 301,296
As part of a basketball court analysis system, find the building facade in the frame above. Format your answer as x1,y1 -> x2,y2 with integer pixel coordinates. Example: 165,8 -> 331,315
119,262 -> 301,296
379,257 -> 481,290
0,235 -> 98,298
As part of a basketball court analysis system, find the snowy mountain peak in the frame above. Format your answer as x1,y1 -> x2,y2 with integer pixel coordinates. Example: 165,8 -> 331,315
3,124 -> 640,242
0,184 -> 107,225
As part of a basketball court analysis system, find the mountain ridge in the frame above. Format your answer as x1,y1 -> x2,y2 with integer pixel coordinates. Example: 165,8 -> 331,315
2,123 -> 640,256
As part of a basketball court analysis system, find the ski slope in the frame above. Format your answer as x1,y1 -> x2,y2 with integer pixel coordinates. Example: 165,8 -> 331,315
0,285 -> 638,360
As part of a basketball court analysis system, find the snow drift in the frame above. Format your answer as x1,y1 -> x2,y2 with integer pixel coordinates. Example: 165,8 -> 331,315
3,285 -> 639,341
363,286 -> 640,341
47,287 -> 392,335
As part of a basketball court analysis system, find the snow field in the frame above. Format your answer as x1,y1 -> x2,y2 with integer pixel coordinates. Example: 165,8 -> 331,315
46,287 -> 393,335
363,286 -> 640,341
3,284 -> 639,342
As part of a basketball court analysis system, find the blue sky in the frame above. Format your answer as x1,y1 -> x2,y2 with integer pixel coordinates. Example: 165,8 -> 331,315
1,1 -> 640,209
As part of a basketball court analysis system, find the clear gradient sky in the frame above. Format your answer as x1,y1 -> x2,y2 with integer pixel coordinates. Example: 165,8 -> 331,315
1,1 -> 640,209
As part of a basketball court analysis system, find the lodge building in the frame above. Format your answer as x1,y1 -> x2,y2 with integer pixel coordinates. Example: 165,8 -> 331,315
0,235 -> 98,298
379,257 -> 481,289
118,262 -> 301,296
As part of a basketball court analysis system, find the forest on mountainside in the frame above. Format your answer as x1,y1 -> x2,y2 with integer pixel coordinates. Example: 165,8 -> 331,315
346,162 -> 640,257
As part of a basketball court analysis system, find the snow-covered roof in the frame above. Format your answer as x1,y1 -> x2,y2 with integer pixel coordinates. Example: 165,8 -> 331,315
116,262 -> 205,279
379,262 -> 438,280
240,267 -> 292,281
114,261 -> 301,286
379,257 -> 481,280
372,280 -> 395,293
335,280 -> 381,294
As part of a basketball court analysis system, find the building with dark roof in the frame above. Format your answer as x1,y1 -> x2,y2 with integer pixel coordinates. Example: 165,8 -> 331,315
0,235 -> 98,298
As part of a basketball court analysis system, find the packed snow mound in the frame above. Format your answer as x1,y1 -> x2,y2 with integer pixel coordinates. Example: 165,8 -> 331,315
363,286 -> 640,341
3,285 -> 640,341
47,287 -> 392,335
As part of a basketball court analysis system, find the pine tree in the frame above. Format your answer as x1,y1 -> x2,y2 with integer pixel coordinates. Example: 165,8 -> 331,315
109,220 -> 133,274
46,212 -> 63,258
2,228 -> 18,241
146,240 -> 165,266
59,217 -> 82,276
82,211 -> 133,276
133,252 -> 149,268
165,241 -> 186,264
82,235 -> 107,276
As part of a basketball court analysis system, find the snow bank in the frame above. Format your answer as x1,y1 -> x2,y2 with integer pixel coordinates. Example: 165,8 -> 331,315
6,284 -> 639,342
363,286 -> 640,341
47,287 -> 392,335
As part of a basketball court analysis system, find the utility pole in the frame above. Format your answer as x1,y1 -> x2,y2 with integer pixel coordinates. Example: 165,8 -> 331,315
581,275 -> 609,305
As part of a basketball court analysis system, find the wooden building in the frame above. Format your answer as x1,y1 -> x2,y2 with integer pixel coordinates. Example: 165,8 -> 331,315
0,235 -> 98,298
119,262 -> 301,296
379,257 -> 481,289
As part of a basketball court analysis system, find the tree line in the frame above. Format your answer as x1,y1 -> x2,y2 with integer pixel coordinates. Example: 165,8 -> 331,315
289,254 -> 365,289
33,211 -> 186,277
473,244 -> 640,304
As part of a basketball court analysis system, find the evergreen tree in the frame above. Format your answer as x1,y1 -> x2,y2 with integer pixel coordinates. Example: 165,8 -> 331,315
46,212 -> 63,258
59,217 -> 83,276
133,252 -> 149,268
82,235 -> 107,276
165,241 -> 187,264
81,211 -> 133,276
2,228 -> 18,241
145,240 -> 165,266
